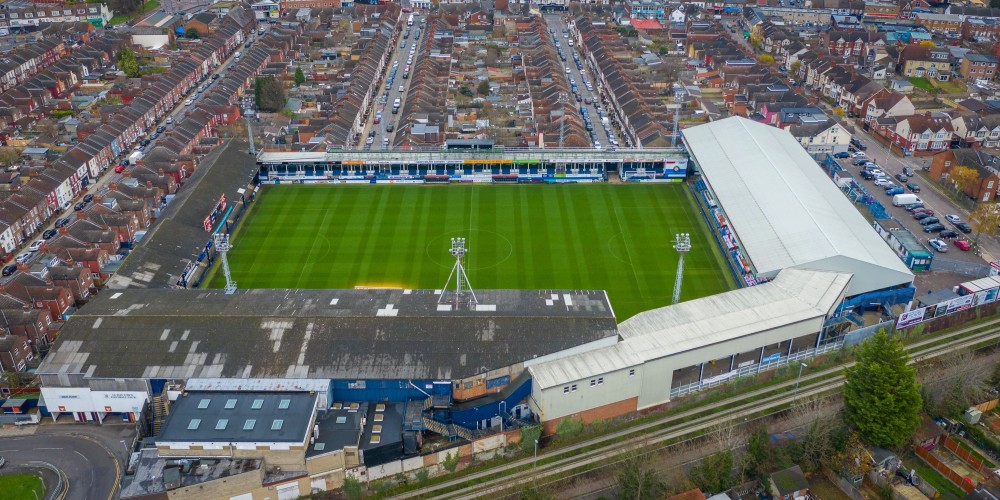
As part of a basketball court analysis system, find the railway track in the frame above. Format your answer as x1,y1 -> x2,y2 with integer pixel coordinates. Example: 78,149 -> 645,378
389,317 -> 1000,499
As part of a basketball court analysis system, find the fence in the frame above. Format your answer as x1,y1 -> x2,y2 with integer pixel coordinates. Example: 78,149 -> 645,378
842,320 -> 895,346
914,442 -> 977,493
669,340 -> 844,398
929,257 -> 992,278
823,468 -> 864,500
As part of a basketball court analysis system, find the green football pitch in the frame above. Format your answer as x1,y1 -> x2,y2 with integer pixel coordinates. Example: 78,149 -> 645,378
211,184 -> 734,320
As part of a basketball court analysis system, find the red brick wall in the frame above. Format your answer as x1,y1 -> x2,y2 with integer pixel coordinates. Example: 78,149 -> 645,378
541,397 -> 638,435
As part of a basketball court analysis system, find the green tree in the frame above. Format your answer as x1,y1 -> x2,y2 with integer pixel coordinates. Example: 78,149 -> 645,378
843,330 -> 921,449
254,76 -> 286,112
442,451 -> 459,472
789,60 -> 802,75
459,85 -> 473,97
294,66 -> 305,86
185,27 -> 199,39
477,80 -> 491,96
519,425 -> 541,454
758,53 -> 775,65
742,426 -> 772,483
0,147 -> 21,168
118,46 -> 141,78
342,476 -> 363,500
687,450 -> 734,493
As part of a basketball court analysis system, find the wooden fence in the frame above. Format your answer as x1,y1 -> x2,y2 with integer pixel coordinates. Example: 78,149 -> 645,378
915,443 -> 976,493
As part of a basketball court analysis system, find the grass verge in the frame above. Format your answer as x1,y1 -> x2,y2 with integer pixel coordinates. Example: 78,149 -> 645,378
0,474 -> 45,500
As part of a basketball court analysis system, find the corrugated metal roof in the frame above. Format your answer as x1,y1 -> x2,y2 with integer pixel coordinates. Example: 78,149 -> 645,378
683,117 -> 913,296
530,269 -> 850,389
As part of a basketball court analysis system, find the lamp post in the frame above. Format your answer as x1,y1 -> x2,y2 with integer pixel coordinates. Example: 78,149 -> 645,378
793,362 -> 808,402
534,439 -> 539,469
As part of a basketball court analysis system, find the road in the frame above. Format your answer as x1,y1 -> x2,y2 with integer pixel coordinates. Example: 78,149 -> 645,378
0,431 -> 123,500
822,114 -> 1000,263
9,25 -> 263,270
390,316 -> 1000,499
546,14 -> 619,149
360,15 -> 423,149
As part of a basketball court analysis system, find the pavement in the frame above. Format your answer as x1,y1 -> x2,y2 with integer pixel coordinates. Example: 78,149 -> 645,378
545,14 -> 621,148
0,421 -> 136,500
807,89 -> 1000,269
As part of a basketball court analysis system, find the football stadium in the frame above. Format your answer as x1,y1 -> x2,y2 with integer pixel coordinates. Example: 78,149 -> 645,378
209,184 -> 734,320
37,118 -> 919,496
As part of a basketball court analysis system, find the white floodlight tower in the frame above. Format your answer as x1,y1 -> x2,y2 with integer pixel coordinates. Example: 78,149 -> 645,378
672,233 -> 691,304
439,237 -> 478,308
214,233 -> 237,295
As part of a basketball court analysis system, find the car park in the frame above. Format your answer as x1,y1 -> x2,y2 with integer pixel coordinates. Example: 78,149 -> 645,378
923,223 -> 946,233
955,239 -> 972,251
928,239 -> 948,252
945,214 -> 962,224
42,229 -> 56,239
955,222 -> 973,233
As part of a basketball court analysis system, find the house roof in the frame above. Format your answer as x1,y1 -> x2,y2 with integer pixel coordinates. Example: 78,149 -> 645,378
771,465 -> 809,495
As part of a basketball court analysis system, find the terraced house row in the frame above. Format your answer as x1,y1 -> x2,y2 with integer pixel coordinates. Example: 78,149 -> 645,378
575,15 -> 675,148
0,8 -> 263,257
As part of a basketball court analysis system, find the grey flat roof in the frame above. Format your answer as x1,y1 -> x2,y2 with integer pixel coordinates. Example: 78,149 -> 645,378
309,406 -> 364,458
38,288 -> 617,381
157,391 -> 317,443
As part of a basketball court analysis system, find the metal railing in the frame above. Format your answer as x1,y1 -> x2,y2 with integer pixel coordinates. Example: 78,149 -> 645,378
669,340 -> 845,399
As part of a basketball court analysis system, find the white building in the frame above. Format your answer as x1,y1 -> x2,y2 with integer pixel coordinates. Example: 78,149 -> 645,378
529,268 -> 851,430
682,117 -> 913,298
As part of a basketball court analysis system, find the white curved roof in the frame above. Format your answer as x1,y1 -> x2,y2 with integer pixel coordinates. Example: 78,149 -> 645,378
683,117 -> 913,296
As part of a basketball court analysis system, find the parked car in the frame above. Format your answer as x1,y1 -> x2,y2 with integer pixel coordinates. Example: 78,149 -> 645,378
860,170 -> 875,180
955,222 -> 973,233
83,194 -> 94,203
1,265 -> 16,276
912,207 -> 934,215
895,173 -> 909,182
853,159 -> 868,166
939,230 -> 960,239
74,201 -> 87,211
185,98 -> 194,106
906,183 -> 920,193
54,218 -> 70,228
885,187 -> 905,196
834,152 -> 851,159
955,239 -> 972,251
42,229 -> 57,240
902,166 -> 914,176
945,214 -> 962,224
923,223 -> 946,233
919,217 -> 940,226
914,212 -> 933,220
15,253 -> 30,264
212,74 -> 220,80
28,240 -> 43,252
928,239 -> 948,252
115,164 -> 126,173
852,151 -> 867,158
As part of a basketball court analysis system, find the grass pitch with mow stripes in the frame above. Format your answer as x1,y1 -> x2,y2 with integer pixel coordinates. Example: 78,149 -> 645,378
212,184 -> 733,320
